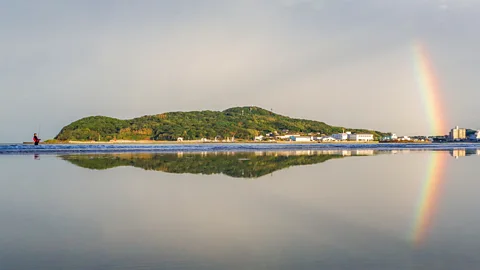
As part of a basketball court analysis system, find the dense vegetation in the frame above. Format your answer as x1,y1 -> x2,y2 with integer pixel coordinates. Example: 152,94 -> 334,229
466,129 -> 477,137
62,152 -> 346,178
55,106 -> 388,141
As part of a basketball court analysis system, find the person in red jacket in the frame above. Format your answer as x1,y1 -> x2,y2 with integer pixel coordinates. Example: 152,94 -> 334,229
33,133 -> 41,145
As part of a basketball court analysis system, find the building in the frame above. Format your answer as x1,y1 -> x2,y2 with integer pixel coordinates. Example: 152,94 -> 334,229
290,136 -> 313,142
332,133 -> 349,141
449,126 -> 466,141
254,135 -> 264,141
348,133 -> 374,142
382,133 -> 398,141
276,134 -> 300,140
177,137 -> 184,142
317,136 -> 337,142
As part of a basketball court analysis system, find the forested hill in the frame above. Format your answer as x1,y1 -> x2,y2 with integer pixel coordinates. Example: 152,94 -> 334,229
55,106 -> 388,141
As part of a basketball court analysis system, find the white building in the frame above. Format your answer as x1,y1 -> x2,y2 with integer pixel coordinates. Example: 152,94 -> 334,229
290,136 -> 313,142
382,133 -> 398,141
332,133 -> 349,141
254,135 -> 264,141
276,135 -> 291,140
317,136 -> 337,142
398,136 -> 411,141
348,134 -> 374,142
177,137 -> 184,142
276,134 -> 300,140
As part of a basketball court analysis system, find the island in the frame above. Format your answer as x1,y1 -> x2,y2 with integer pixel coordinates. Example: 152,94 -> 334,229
53,106 -> 388,143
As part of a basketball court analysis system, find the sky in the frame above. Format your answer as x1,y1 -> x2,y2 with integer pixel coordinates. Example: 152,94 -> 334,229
1,0 -> 479,142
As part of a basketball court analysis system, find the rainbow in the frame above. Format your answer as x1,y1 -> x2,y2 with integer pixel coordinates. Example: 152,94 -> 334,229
410,152 -> 448,246
410,41 -> 448,247
412,41 -> 448,136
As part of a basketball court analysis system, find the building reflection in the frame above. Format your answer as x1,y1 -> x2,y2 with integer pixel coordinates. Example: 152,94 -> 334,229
449,148 -> 480,158
61,148 -> 480,178
450,149 -> 466,158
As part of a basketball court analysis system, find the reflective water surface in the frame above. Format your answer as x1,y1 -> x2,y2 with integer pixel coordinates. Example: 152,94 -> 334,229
1,149 -> 480,270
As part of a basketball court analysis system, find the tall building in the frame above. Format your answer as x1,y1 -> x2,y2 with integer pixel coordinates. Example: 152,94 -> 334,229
449,126 -> 466,141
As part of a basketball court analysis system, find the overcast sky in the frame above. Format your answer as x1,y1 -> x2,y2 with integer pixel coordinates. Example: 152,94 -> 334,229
1,0 -> 479,142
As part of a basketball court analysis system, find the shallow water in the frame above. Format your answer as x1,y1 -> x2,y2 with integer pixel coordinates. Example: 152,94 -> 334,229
1,149 -> 479,269
2,142 -> 480,154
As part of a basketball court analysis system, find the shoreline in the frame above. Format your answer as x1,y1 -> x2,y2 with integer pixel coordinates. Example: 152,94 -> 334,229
20,140 -> 478,145
30,140 -> 382,145
6,141 -> 480,155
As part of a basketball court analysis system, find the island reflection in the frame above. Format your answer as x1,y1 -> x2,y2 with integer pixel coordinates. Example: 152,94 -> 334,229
61,150 -> 379,178
61,148 -> 480,178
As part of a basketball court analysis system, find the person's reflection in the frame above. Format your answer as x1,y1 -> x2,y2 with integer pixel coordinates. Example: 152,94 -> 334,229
34,154 -> 40,160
